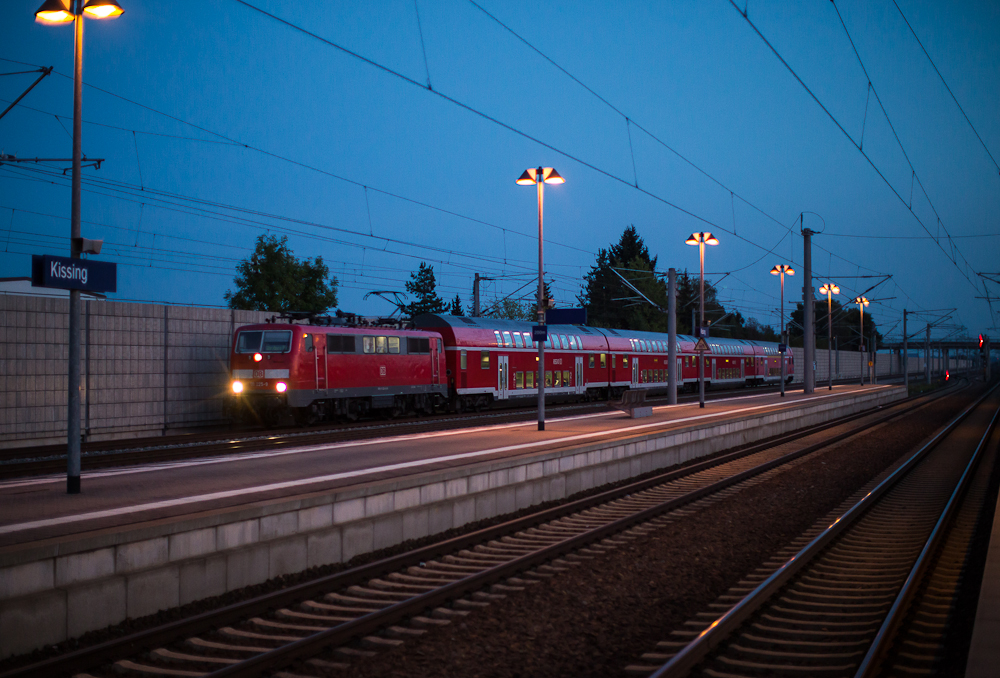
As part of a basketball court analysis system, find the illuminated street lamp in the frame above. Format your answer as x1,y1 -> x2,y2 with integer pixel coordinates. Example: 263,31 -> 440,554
36,0 -> 124,494
819,283 -> 840,390
770,264 -> 794,397
686,232 -> 719,408
854,296 -> 870,385
517,167 -> 564,431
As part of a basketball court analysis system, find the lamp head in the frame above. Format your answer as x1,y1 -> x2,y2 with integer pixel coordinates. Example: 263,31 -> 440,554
516,169 -> 537,185
35,0 -> 73,23
686,233 -> 701,246
542,168 -> 564,184
770,264 -> 794,276
855,296 -> 869,307
704,233 -> 719,246
82,0 -> 124,17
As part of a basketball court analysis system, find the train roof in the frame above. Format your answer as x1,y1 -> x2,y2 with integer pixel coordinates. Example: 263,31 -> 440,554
413,314 -> 782,354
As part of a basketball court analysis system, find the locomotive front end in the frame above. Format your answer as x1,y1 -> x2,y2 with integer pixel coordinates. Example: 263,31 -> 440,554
228,326 -> 296,426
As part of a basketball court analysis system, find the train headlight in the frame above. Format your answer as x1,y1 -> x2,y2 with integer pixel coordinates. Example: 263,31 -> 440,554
232,380 -> 244,394
254,353 -> 263,362
276,382 -> 287,393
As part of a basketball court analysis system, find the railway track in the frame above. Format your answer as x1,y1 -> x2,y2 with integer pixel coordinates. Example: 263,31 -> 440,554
0,376 -> 922,481
632,381 -> 1000,678
0,380 -> 959,678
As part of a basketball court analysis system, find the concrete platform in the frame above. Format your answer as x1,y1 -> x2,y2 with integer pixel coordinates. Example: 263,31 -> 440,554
0,384 -> 903,658
965,414 -> 1000,678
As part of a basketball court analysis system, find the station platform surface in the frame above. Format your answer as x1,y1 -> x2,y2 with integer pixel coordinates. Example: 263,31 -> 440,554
965,409 -> 1000,678
0,384 -> 897,549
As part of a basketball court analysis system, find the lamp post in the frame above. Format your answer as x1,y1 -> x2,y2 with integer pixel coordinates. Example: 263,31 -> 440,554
819,283 -> 839,390
686,232 -> 718,408
36,0 -> 123,494
770,264 -> 794,397
854,296 -> 869,386
517,167 -> 563,431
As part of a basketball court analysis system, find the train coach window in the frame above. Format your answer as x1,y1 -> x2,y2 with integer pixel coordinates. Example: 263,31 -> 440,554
388,337 -> 400,354
515,371 -> 524,389
513,333 -> 523,348
545,371 -> 553,387
559,335 -> 568,349
375,336 -> 388,354
600,353 -> 606,369
494,331 -> 502,347
302,334 -> 314,352
622,355 -> 629,368
526,371 -> 534,388
589,354 -> 595,368
481,351 -> 490,369
522,332 -> 533,347
363,337 -> 375,354
460,350 -> 467,369
563,370 -> 571,385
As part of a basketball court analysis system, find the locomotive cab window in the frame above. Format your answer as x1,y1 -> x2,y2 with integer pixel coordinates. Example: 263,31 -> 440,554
237,330 -> 292,354
303,334 -> 314,352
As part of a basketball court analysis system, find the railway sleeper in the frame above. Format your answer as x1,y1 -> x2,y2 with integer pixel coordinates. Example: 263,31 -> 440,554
184,637 -> 269,654
151,648 -> 240,666
219,626 -> 304,643
737,633 -> 869,649
714,654 -> 858,673
305,657 -> 350,671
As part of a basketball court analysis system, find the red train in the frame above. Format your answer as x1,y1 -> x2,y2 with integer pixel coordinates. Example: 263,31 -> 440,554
227,313 -> 793,425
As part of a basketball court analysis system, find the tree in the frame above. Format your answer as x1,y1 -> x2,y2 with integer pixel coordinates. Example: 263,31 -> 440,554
402,262 -> 447,318
483,297 -> 532,320
789,300 -> 881,350
449,294 -> 464,316
225,234 -> 338,313
578,226 -> 670,331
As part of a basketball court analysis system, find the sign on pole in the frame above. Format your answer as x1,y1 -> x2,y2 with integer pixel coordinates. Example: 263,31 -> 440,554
32,254 -> 117,294
532,325 -> 548,342
694,337 -> 709,352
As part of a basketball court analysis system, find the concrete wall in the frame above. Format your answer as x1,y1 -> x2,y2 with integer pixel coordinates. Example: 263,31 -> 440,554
790,346 -> 969,385
0,295 -> 268,448
0,386 -> 906,658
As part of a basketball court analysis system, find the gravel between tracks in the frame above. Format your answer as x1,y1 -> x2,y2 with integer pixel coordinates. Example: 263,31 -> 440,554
339,387 -> 981,678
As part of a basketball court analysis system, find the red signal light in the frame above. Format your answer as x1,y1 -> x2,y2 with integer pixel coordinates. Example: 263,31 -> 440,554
980,334 -> 984,348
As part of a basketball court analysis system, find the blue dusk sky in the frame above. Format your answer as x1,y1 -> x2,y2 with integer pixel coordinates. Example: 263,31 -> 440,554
2,0 -> 998,343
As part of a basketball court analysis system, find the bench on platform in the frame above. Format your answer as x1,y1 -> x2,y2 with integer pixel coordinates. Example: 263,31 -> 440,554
614,389 -> 652,418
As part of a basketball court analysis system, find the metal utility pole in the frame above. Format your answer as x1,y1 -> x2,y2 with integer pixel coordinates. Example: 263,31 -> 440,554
903,310 -> 908,392
925,325 -> 931,384
802,224 -> 815,394
668,268 -> 677,405
473,273 -> 481,317
67,2 -> 84,495
872,333 -> 877,384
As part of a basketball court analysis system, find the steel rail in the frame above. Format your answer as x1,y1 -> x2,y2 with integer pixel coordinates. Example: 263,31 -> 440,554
0,384 -> 945,678
648,380 -> 999,678
854,394 -> 1000,677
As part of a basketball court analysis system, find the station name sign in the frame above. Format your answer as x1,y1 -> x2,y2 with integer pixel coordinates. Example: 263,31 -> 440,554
32,254 -> 117,294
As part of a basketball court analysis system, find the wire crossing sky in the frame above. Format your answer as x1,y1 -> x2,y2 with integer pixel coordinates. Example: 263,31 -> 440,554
2,0 -> 998,337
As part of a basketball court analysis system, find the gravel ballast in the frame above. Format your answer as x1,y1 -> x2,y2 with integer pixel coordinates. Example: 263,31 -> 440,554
340,387 -> 981,678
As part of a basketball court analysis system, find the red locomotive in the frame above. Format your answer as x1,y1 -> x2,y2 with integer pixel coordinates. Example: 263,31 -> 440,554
227,320 -> 446,426
227,313 -> 793,426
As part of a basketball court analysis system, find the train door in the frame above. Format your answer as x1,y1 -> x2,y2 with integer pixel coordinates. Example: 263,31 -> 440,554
431,338 -> 440,384
677,358 -> 683,385
711,358 -> 717,380
631,357 -> 639,387
497,355 -> 509,400
575,356 -> 584,395
314,334 -> 327,390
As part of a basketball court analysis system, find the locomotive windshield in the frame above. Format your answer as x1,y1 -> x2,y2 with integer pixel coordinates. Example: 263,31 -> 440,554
236,330 -> 292,353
